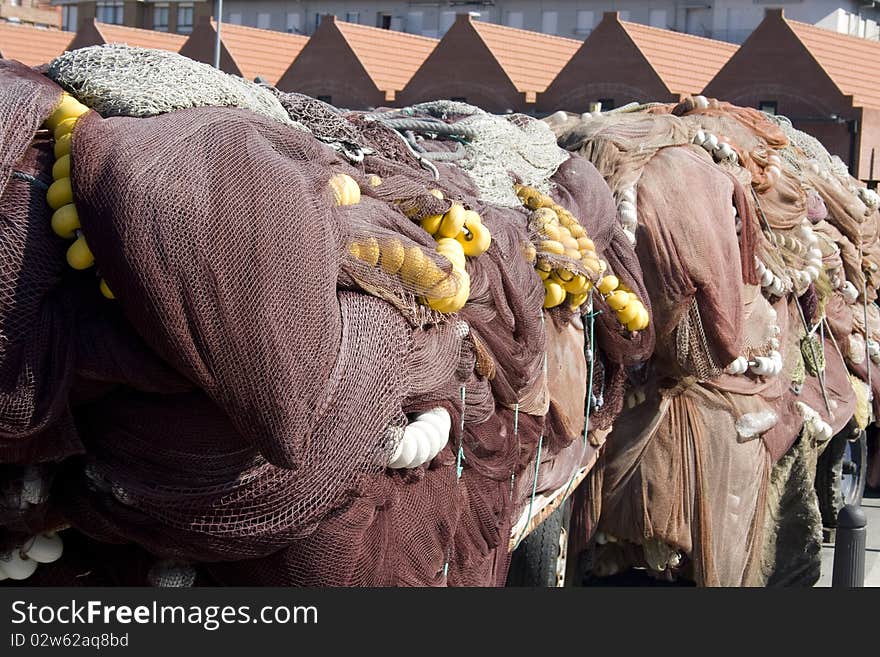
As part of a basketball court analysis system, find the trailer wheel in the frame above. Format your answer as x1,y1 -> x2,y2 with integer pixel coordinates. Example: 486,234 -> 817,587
506,499 -> 571,587
816,427 -> 867,527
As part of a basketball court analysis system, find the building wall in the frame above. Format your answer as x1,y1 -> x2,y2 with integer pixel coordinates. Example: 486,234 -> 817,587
397,15 -> 526,113
177,16 -> 241,75
858,108 -> 880,185
537,14 -> 675,113
275,17 -> 383,109
214,0 -> 871,42
704,11 -> 860,177
50,1 -> 878,42
1,0 -> 61,27
51,0 -> 209,33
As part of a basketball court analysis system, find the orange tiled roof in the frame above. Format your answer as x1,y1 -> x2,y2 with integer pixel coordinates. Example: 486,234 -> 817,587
95,22 -> 186,52
213,21 -> 307,84
0,22 -> 71,66
786,18 -> 880,110
621,20 -> 738,96
471,20 -> 580,101
334,20 -> 437,96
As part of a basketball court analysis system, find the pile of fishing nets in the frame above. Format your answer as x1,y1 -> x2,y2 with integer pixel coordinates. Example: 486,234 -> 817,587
547,94 -> 880,586
0,46 -> 650,586
4,43 -> 879,588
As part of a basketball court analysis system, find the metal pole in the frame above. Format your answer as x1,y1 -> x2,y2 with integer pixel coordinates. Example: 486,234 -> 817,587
832,504 -> 867,587
213,0 -> 223,69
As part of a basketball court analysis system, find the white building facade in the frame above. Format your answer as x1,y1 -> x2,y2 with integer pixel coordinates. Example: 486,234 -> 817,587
216,0 -> 879,42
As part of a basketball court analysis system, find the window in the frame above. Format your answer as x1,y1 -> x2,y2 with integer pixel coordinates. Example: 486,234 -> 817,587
286,12 -> 301,33
177,3 -> 194,34
229,12 -> 243,25
506,12 -> 523,29
541,11 -> 558,35
153,3 -> 169,32
62,5 -> 78,31
317,95 -> 332,104
346,12 -> 360,24
649,10 -> 667,29
759,101 -> 778,116
440,11 -> 455,34
377,13 -> 392,29
451,97 -> 467,102
257,12 -> 271,29
95,2 -> 123,25
576,10 -> 594,34
597,98 -> 615,111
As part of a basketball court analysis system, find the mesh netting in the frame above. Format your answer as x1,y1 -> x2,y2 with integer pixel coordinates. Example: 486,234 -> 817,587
0,52 -> 632,586
401,101 -> 569,207
46,45 -> 302,128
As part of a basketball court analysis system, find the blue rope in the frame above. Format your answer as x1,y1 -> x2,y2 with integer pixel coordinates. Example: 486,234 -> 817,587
444,383 -> 467,580
513,433 -> 543,550
455,384 -> 466,480
512,310 -> 548,550
559,290 -> 600,506
509,403 -> 519,501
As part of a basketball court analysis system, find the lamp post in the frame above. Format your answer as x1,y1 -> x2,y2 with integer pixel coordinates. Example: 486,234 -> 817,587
214,0 -> 223,69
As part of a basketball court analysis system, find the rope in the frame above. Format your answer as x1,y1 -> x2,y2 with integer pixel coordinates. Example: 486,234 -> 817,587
421,142 -> 468,162
377,117 -> 480,139
558,292 -> 600,507
795,297 -> 832,416
510,402 -> 519,501
384,125 -> 439,180
444,383 -> 468,581
861,248 -> 873,401
513,433 -> 543,551
11,171 -> 48,190
456,384 -> 466,480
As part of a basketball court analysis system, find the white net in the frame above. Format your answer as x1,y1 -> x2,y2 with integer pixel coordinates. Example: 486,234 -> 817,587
409,100 -> 569,207
768,113 -> 850,178
46,44 -> 305,129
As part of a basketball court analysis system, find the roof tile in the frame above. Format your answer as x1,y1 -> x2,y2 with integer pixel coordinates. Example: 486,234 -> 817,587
786,18 -> 880,110
95,22 -> 186,52
334,20 -> 437,95
0,22 -> 71,66
470,20 -> 580,95
213,21 -> 308,84
621,20 -> 738,96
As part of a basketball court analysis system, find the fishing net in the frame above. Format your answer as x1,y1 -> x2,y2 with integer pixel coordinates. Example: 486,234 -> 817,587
0,47 -> 636,586
550,96 -> 878,586
46,45 -> 300,128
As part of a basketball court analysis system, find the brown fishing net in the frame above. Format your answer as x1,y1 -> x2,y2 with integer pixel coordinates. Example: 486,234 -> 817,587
1,53 -> 647,586
553,94 -> 880,586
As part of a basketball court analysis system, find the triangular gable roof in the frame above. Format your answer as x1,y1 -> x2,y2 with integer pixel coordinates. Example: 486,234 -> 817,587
213,21 -> 308,84
92,21 -> 187,51
786,17 -> 880,110
333,18 -> 437,98
469,19 -> 580,101
0,22 -> 71,66
620,19 -> 738,97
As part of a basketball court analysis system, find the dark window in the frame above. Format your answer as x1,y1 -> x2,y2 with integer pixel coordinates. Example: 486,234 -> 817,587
597,98 -> 615,111
317,95 -> 332,104
451,96 -> 467,103
759,100 -> 778,115
378,13 -> 392,29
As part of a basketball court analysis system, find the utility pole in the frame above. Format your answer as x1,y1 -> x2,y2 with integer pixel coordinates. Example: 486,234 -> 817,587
214,0 -> 223,69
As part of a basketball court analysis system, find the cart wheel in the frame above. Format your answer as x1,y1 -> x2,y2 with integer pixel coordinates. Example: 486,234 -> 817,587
506,499 -> 571,587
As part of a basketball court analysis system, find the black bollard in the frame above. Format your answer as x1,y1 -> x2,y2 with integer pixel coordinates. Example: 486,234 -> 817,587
832,504 -> 867,587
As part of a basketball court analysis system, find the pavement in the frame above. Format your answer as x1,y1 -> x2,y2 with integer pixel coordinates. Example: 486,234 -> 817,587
816,493 -> 880,587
